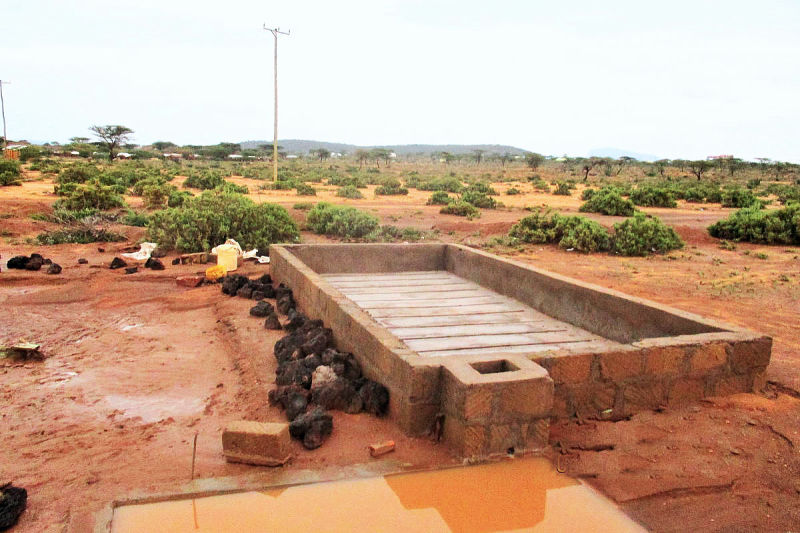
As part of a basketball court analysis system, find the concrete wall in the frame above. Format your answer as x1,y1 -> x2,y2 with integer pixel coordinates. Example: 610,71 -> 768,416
270,243 -> 772,458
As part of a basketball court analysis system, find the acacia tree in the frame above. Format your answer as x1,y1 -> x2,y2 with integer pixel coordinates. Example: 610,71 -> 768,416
497,152 -> 514,167
354,149 -> 369,169
581,157 -> 604,181
472,149 -> 486,165
525,152 -> 545,171
654,159 -> 670,178
89,125 -> 134,162
688,160 -> 712,181
311,148 -> 331,161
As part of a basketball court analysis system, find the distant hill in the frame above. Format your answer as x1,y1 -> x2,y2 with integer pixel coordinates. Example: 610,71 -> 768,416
240,139 -> 529,156
588,147 -> 660,162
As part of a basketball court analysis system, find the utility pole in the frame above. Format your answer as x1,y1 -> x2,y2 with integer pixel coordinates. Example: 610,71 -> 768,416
0,80 -> 9,149
263,25 -> 290,182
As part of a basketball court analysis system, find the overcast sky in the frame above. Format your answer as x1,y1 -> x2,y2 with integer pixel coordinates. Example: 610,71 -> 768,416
2,0 -> 798,161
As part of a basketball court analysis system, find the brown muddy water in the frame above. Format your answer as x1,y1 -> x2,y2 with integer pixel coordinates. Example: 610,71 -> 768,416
111,457 -> 645,532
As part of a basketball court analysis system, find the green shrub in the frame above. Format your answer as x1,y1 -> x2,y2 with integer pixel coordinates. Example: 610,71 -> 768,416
440,200 -> 480,218
28,159 -> 62,174
721,187 -> 762,208
464,182 -> 498,195
19,146 -> 42,162
630,186 -> 678,208
183,171 -> 224,190
54,163 -> 100,193
147,191 -> 299,252
327,174 -> 367,188
293,202 -> 314,210
295,183 -> 317,196
0,159 -> 21,186
679,182 -> 722,203
746,178 -> 762,190
509,209 -> 610,253
612,213 -> 684,256
461,188 -> 497,209
217,181 -> 249,195
131,176 -> 167,196
34,227 -> 125,245
426,191 -> 453,205
306,202 -> 380,239
417,176 -> 463,193
142,183 -> 176,209
54,181 -> 125,210
581,188 -> 596,200
336,185 -> 364,199
259,179 -> 297,190
121,210 -> 149,227
708,204 -> 800,245
505,187 -> 522,195
579,188 -> 636,216
552,182 -> 572,196
168,189 -> 192,207
375,178 -> 408,195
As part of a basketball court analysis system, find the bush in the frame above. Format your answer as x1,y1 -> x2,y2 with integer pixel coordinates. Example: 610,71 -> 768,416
0,159 -> 21,186
505,187 -> 522,195
579,188 -> 636,216
552,182 -> 572,196
34,227 -> 125,245
327,174 -> 367,188
630,186 -> 678,208
708,204 -> 800,245
54,163 -> 100,193
121,210 -> 149,227
54,181 -> 125,210
375,178 -> 408,195
183,171 -> 224,190
295,183 -> 317,196
509,209 -> 610,253
336,185 -> 364,199
426,191 -> 453,205
679,182 -> 722,203
168,189 -> 192,207
581,188 -> 596,200
440,200 -> 480,218
306,202 -> 380,239
461,184 -> 497,208
293,202 -> 314,210
147,191 -> 299,252
19,146 -> 42,162
142,183 -> 176,209
746,178 -> 761,190
612,213 -> 684,256
417,176 -> 463,193
721,187 -> 762,208
217,181 -> 249,195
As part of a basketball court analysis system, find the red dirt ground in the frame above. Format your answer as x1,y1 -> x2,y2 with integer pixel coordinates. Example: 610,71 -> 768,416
1,172 -> 799,532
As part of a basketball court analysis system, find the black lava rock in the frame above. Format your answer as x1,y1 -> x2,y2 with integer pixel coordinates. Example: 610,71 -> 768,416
277,294 -> 295,315
171,258 -> 181,265
289,408 -> 333,450
251,290 -> 265,301
285,392 -> 308,421
236,285 -> 253,299
311,377 -> 357,411
24,255 -> 44,271
124,266 -> 138,274
262,284 -> 276,299
109,257 -> 127,270
264,313 -> 282,330
359,380 -> 390,416
144,257 -> 165,270
78,258 -> 89,264
284,309 -> 307,332
47,263 -> 62,275
321,349 -> 362,382
0,483 -> 27,531
7,256 -> 29,269
250,300 -> 274,317
258,273 -> 272,285
221,274 -> 249,296
275,360 -> 313,388
150,247 -> 168,258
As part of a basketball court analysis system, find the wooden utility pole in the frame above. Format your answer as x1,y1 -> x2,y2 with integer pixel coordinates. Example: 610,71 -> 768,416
0,80 -> 9,149
264,25 -> 289,181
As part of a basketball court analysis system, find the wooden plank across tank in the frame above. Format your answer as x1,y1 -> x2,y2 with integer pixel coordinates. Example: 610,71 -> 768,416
322,271 -> 623,357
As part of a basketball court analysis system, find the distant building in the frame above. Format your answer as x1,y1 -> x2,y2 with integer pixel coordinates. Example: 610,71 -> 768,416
707,155 -> 734,160
227,154 -> 244,160
163,153 -> 183,161
116,152 -> 133,160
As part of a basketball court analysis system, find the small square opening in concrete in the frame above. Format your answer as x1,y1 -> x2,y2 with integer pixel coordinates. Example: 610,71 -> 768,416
470,359 -> 519,374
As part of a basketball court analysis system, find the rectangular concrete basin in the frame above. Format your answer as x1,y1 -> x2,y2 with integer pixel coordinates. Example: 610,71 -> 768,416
270,243 -> 771,458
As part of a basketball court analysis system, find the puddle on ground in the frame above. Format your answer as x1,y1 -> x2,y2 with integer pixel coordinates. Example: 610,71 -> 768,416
112,457 -> 645,532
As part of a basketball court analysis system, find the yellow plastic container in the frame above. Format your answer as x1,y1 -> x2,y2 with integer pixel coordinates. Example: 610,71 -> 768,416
216,244 -> 239,272
205,264 -> 227,281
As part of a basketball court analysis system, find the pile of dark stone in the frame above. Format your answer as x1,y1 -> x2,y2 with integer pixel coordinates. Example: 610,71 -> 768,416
0,483 -> 27,531
109,257 -> 165,274
219,274 -> 390,450
7,253 -> 61,274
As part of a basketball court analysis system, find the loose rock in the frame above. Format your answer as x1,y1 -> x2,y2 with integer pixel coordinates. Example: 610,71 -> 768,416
359,380 -> 390,416
288,408 -> 333,450
7,256 -> 30,269
144,257 -> 165,270
109,257 -> 127,270
0,483 -> 27,531
250,301 -> 274,317
264,313 -> 282,330
78,258 -> 88,264
124,266 -> 138,275
46,263 -> 62,275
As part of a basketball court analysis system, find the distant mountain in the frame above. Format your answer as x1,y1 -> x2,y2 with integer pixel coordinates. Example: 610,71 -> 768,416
240,139 -> 529,156
588,147 -> 660,162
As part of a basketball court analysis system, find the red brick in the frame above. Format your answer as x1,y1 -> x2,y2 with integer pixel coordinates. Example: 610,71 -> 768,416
667,377 -> 706,405
727,338 -> 772,374
538,353 -> 593,384
622,381 -> 667,414
499,380 -> 553,419
712,374 -> 751,396
175,275 -> 204,288
569,383 -> 616,418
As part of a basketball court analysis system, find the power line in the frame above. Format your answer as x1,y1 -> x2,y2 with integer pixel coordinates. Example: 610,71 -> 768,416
263,25 -> 290,182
